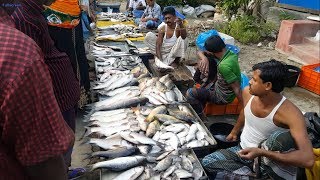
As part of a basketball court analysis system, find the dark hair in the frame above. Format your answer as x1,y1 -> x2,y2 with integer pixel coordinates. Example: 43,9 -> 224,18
252,59 -> 287,93
162,6 -> 176,16
204,35 -> 226,53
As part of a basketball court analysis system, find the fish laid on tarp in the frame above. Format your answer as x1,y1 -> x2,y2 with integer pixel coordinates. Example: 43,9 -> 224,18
95,97 -> 149,111
84,138 -> 133,150
84,146 -> 137,159
90,155 -> 146,171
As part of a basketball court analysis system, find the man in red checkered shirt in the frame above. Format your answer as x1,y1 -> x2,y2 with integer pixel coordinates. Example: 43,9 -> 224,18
0,2 -> 74,179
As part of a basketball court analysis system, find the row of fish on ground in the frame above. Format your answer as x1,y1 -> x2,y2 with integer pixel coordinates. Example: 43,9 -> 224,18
95,20 -> 144,41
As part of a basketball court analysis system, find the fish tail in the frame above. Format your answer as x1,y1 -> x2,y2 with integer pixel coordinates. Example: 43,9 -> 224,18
82,153 -> 92,160
83,109 -> 95,122
80,127 -> 91,140
80,138 -> 90,146
86,165 -> 95,172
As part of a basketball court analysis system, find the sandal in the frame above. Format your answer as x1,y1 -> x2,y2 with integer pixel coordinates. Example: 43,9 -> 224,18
68,167 -> 86,179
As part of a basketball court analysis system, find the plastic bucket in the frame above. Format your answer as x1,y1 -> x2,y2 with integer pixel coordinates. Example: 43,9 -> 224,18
209,123 -> 239,149
284,65 -> 301,87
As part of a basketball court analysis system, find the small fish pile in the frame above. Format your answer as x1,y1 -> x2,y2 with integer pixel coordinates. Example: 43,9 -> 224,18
138,104 -> 217,151
139,75 -> 185,105
97,150 -> 207,180
97,12 -> 131,22
97,24 -> 139,34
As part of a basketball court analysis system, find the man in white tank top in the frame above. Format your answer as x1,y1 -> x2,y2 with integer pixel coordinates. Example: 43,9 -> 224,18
144,6 -> 187,68
202,60 -> 314,179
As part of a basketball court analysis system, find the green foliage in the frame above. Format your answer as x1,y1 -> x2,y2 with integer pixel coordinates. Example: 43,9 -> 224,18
157,0 -> 183,8
279,11 -> 297,21
216,15 -> 278,44
217,0 -> 250,19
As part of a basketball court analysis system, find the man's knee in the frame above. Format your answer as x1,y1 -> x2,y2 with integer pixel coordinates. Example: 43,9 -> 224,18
265,131 -> 295,152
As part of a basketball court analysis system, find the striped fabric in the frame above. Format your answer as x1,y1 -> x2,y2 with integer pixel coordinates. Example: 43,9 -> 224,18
201,131 -> 296,179
0,9 -> 74,179
11,0 -> 80,112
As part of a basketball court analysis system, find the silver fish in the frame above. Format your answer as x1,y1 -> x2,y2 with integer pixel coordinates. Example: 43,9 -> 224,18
173,169 -> 193,179
146,105 -> 167,122
84,146 -> 137,159
181,155 -> 193,172
173,87 -> 184,102
129,132 -> 159,146
162,165 -> 177,178
97,97 -> 148,111
146,120 -> 160,137
154,155 -> 173,172
85,138 -> 133,150
156,150 -> 173,161
186,124 -> 198,142
137,145 -> 151,155
113,166 -> 144,180
90,156 -> 146,171
193,167 -> 204,180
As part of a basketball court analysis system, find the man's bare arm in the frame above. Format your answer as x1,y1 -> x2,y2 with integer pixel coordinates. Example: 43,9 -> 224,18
156,27 -> 164,60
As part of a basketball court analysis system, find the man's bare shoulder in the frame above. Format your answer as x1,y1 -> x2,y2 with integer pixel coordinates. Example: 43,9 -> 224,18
275,99 -> 305,127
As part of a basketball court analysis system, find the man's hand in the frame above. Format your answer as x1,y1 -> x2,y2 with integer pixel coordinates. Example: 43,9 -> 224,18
238,148 -> 264,160
198,57 -> 209,75
174,18 -> 183,26
226,132 -> 237,142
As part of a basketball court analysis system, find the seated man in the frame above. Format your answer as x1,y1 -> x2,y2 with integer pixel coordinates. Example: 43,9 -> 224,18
144,6 -> 187,68
186,35 -> 242,117
202,60 -> 314,179
127,0 -> 146,18
139,0 -> 161,29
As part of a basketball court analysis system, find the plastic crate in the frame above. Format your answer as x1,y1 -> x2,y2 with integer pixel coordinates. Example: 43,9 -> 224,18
297,63 -> 320,95
205,98 -> 242,115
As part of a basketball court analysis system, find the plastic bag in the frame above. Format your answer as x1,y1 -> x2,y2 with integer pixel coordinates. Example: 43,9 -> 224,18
196,29 -> 219,51
196,30 -> 240,54
182,5 -> 196,18
241,73 -> 249,90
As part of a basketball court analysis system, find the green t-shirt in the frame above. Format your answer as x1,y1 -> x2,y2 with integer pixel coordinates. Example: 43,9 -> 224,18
214,50 -> 241,103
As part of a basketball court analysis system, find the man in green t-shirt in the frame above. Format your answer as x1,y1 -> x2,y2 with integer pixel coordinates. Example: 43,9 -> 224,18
186,35 -> 242,116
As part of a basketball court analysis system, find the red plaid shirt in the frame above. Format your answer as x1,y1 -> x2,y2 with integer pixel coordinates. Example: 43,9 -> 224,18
0,10 -> 74,179
11,0 -> 80,112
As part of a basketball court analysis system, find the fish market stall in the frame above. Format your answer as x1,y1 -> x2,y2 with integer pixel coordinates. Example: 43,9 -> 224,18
83,10 -> 218,179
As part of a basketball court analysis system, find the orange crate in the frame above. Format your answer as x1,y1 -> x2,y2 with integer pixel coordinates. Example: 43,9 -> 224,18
205,98 -> 242,115
297,63 -> 320,95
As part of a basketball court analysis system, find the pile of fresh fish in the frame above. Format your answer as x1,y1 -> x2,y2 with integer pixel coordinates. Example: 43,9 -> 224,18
138,104 -> 217,151
139,75 -> 185,105
96,150 -> 207,180
97,12 -> 131,22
